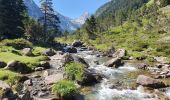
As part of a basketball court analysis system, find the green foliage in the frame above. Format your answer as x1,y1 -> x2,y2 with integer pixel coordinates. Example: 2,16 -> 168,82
0,69 -> 20,85
52,80 -> 78,97
65,62 -> 84,81
0,0 -> 26,39
0,39 -> 32,49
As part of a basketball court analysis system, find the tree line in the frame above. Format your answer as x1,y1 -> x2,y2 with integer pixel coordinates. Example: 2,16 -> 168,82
0,0 -> 60,44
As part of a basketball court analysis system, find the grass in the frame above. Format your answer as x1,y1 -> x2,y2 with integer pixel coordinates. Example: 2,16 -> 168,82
0,69 -> 20,85
65,62 -> 85,81
52,80 -> 78,97
0,52 -> 48,69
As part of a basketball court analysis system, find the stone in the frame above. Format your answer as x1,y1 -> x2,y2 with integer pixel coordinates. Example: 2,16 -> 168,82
45,73 -> 64,85
22,48 -> 32,56
136,75 -> 166,88
39,61 -> 51,69
66,47 -> 77,53
6,60 -> 31,74
0,80 -> 10,90
18,76 -> 29,83
43,71 -> 49,77
34,67 -> 44,71
24,79 -> 33,86
137,63 -> 149,70
19,91 -> 32,100
104,57 -> 123,68
0,61 -> 7,68
38,92 -> 48,97
72,55 -> 89,68
72,40 -> 83,47
112,49 -> 126,58
42,49 -> 56,56
77,69 -> 103,86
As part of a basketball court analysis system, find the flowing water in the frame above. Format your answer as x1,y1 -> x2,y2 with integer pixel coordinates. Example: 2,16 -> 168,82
75,49 -> 169,100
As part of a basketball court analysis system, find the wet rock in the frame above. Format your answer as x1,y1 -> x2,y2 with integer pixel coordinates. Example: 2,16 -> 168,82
87,46 -> 95,51
24,79 -> 33,86
39,61 -> 51,69
105,57 -> 124,68
6,60 -> 32,74
77,69 -> 103,86
42,49 -> 56,56
72,40 -> 83,47
112,49 -> 126,58
34,67 -> 44,71
45,73 -> 64,85
72,55 -> 89,68
0,61 -> 7,68
22,48 -> 32,56
136,75 -> 166,88
66,47 -> 77,53
104,47 -> 115,57
61,53 -> 74,66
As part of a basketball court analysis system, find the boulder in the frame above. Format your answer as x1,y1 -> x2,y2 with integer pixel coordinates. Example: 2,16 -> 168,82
45,73 -> 64,85
104,47 -> 115,57
66,47 -> 77,53
112,49 -> 126,58
0,80 -> 10,90
24,79 -> 33,86
42,49 -> 56,56
0,61 -> 7,68
61,53 -> 74,67
72,40 -> 83,47
77,69 -> 103,86
104,57 -> 124,68
22,48 -> 32,56
6,60 -> 31,74
19,91 -> 32,100
39,61 -> 51,69
136,75 -> 166,88
72,55 -> 89,68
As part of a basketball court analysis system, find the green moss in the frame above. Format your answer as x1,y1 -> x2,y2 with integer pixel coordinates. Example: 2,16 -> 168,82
32,46 -> 47,56
0,69 -> 20,85
52,80 -> 78,97
0,52 -> 48,69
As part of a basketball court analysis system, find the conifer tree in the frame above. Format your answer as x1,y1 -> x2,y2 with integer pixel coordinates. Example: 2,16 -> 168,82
0,0 -> 26,39
39,0 -> 60,42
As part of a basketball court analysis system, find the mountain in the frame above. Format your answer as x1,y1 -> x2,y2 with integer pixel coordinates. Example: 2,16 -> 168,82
24,0 -> 88,32
72,12 -> 90,25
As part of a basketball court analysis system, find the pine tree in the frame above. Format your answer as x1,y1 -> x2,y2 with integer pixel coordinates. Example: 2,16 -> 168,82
85,15 -> 97,40
39,0 -> 60,42
0,0 -> 26,39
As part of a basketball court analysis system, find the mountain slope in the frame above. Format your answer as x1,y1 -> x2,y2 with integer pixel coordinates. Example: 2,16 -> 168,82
24,0 -> 87,32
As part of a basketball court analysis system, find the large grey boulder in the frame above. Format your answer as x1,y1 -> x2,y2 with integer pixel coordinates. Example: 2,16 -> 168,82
22,48 -> 32,56
0,61 -> 7,68
136,75 -> 166,88
104,57 -> 123,68
77,69 -> 103,86
6,60 -> 32,74
42,49 -> 56,56
72,55 -> 89,68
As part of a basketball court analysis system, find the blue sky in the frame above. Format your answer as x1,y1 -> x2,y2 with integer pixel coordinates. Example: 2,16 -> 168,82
34,0 -> 108,19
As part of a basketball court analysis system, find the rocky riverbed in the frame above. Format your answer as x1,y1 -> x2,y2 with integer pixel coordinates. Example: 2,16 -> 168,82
0,41 -> 170,100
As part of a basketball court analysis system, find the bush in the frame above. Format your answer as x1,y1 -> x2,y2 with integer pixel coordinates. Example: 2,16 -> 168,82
65,62 -> 84,81
0,69 -> 20,85
0,38 -> 32,49
52,80 -> 78,98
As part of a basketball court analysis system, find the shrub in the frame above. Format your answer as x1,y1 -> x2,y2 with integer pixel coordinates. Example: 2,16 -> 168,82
52,80 -> 78,98
65,62 -> 84,81
0,38 -> 32,49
